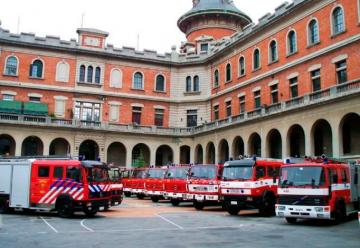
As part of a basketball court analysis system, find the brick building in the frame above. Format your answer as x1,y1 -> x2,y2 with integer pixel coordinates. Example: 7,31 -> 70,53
0,0 -> 359,167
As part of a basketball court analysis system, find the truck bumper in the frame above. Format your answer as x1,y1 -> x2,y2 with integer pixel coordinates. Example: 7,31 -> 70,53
146,191 -> 164,196
222,195 -> 262,208
187,194 -> 219,202
275,204 -> 331,219
165,192 -> 187,200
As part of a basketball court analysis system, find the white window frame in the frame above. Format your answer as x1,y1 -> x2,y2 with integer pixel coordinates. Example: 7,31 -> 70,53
55,60 -> 70,83
154,73 -> 166,92
54,96 -> 68,118
307,18 -> 320,46
110,68 -> 123,88
330,5 -> 346,36
30,57 -> 45,79
252,48 -> 261,71
214,69 -> 220,88
286,29 -> 298,56
109,104 -> 120,122
268,39 -> 278,64
3,55 -> 19,76
132,71 -> 144,90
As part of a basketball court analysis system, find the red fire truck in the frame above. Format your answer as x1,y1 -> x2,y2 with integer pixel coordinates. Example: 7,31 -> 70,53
0,158 -> 111,218
163,165 -> 190,206
106,166 -> 123,209
276,158 -> 360,224
145,167 -> 167,202
121,169 -> 133,197
186,164 -> 223,210
220,158 -> 283,216
130,168 -> 149,199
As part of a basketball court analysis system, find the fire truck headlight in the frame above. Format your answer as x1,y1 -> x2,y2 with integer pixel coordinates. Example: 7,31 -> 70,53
315,207 -> 323,212
277,206 -> 286,211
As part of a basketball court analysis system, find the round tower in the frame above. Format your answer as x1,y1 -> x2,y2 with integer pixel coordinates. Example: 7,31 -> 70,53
178,0 -> 252,43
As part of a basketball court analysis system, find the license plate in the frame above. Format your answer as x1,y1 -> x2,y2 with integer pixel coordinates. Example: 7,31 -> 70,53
231,201 -> 238,205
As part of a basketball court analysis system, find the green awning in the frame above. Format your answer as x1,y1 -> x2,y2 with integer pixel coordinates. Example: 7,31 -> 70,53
23,102 -> 48,116
0,100 -> 22,114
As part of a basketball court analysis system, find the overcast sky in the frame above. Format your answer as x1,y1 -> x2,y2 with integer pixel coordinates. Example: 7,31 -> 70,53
0,0 -> 286,53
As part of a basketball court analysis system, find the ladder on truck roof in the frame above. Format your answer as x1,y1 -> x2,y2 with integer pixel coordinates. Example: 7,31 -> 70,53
0,155 -> 73,162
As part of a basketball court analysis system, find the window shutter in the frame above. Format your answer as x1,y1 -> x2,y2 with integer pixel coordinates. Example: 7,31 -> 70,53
55,100 -> 66,117
109,105 -> 119,122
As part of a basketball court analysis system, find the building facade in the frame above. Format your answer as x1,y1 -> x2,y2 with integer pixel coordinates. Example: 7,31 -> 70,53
0,0 -> 359,167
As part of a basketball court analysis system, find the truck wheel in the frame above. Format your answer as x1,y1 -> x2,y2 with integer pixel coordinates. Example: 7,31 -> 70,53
83,206 -> 99,217
151,196 -> 159,203
194,201 -> 205,210
226,205 -> 241,216
124,192 -> 132,197
334,200 -> 346,224
286,217 -> 297,224
0,198 -> 10,214
137,194 -> 145,200
259,193 -> 276,217
170,199 -> 180,207
56,198 -> 74,218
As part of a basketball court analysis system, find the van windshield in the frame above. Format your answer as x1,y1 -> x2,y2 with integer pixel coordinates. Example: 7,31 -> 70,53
190,165 -> 217,179
280,166 -> 325,187
222,166 -> 253,181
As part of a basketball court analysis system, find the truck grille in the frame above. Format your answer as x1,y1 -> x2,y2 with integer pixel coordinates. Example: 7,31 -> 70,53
278,195 -> 327,206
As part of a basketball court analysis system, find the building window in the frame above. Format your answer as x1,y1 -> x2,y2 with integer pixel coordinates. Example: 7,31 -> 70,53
133,72 -> 144,90
253,49 -> 260,70
56,61 -> 70,83
74,102 -> 101,122
332,6 -> 345,35
213,105 -> 219,121
109,105 -> 119,122
308,19 -> 319,45
287,30 -> 297,55
289,77 -> 299,98
95,67 -> 101,84
155,75 -> 165,92
311,69 -> 321,92
214,69 -> 219,88
254,91 -> 261,109
239,96 -> 245,114
2,94 -> 14,101
5,56 -> 18,76
193,75 -> 200,92
79,65 -> 86,82
239,56 -> 245,76
226,101 -> 232,117
336,60 -> 347,84
186,76 -> 192,92
55,99 -> 66,118
29,96 -> 41,103
29,59 -> 43,78
110,69 -> 122,88
187,110 -> 197,127
87,66 -> 93,83
154,109 -> 164,127
132,106 -> 142,125
269,40 -> 278,63
226,63 -> 232,82
270,84 -> 279,104
200,43 -> 208,52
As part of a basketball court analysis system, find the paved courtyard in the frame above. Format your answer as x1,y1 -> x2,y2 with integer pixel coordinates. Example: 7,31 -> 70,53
0,198 -> 359,248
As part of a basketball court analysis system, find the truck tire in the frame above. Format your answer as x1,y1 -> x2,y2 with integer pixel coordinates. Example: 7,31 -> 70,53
0,198 -> 10,214
259,193 -> 276,217
56,197 -> 74,218
124,192 -> 132,197
286,217 -> 297,224
83,206 -> 99,217
170,199 -> 180,207
194,201 -> 205,210
334,200 -> 346,224
226,205 -> 241,216
151,196 -> 159,203
137,194 -> 145,200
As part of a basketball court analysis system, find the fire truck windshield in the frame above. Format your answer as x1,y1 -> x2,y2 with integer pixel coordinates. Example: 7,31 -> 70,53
280,166 -> 326,187
190,165 -> 217,179
86,167 -> 109,183
166,167 -> 188,179
222,166 -> 253,181
133,170 -> 147,179
148,169 -> 165,179
108,168 -> 120,182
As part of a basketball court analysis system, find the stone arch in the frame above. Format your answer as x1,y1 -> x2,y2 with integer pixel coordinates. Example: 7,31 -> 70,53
180,145 -> 191,164
218,139 -> 229,163
194,144 -> 204,164
49,138 -> 70,156
232,136 -> 245,159
132,143 -> 150,167
287,124 -> 306,158
79,139 -> 99,161
248,132 -> 261,157
21,136 -> 44,156
107,142 -> 127,167
311,119 -> 333,156
155,145 -> 173,166
0,134 -> 16,156
206,142 -> 216,164
339,113 -> 360,156
266,129 -> 282,159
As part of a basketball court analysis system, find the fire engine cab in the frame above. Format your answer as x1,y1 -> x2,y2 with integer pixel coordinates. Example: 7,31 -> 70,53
276,158 -> 360,224
163,165 -> 190,206
130,168 -> 149,199
0,158 -> 111,218
121,169 -> 133,197
106,166 -> 124,209
220,158 -> 283,216
145,167 -> 167,202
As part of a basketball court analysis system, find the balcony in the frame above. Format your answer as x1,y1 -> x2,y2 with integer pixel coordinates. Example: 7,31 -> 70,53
0,79 -> 359,137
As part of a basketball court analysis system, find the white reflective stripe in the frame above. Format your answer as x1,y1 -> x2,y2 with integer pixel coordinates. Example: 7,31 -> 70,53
72,188 -> 84,200
331,183 -> 350,191
88,185 -> 96,192
77,194 -> 84,201
39,187 -> 57,204
220,179 -> 276,189
278,188 -> 329,196
45,187 -> 63,204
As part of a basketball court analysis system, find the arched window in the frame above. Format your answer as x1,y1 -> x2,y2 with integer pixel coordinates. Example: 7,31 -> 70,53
239,56 -> 245,76
269,40 -> 278,63
155,74 -> 165,92
30,59 -> 43,78
87,66 -> 93,83
332,7 -> 345,35
5,56 -> 18,76
214,69 -> 219,88
56,61 -> 69,82
226,63 -> 232,82
133,72 -> 143,89
287,30 -> 297,54
95,67 -> 101,84
308,19 -> 319,45
79,65 -> 86,82
186,76 -> 192,92
110,69 -> 122,88
193,75 -> 200,92
253,49 -> 260,70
